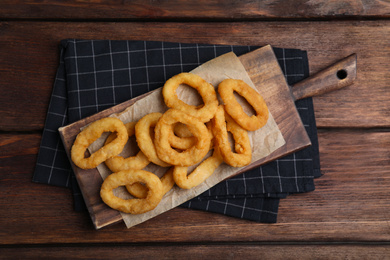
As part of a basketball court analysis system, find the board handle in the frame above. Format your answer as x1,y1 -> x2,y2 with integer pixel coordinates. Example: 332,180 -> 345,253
291,53 -> 357,101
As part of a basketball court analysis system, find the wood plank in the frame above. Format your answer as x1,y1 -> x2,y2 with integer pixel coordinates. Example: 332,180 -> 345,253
0,0 -> 389,20
1,244 -> 390,259
58,46 -> 312,229
1,130 -> 389,244
0,21 -> 389,131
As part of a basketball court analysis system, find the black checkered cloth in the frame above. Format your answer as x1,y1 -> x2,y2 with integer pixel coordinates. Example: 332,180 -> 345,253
33,40 -> 320,223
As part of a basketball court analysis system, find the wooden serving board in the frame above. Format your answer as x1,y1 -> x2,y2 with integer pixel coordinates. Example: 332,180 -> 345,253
59,45 -> 356,229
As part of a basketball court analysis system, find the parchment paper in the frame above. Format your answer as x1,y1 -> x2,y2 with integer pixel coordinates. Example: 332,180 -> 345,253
88,52 -> 286,228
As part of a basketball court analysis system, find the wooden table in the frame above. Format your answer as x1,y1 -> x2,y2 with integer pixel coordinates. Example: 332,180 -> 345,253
1,1 -> 389,258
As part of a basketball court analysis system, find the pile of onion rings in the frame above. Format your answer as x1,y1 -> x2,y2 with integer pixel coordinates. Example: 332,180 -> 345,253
70,73 -> 269,215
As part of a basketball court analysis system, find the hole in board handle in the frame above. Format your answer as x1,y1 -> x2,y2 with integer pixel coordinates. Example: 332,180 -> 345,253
337,69 -> 348,80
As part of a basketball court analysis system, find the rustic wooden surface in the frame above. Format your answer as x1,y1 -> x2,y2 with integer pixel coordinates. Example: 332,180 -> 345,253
1,1 -> 390,258
1,0 -> 390,20
291,54 -> 357,101
58,45 -> 315,229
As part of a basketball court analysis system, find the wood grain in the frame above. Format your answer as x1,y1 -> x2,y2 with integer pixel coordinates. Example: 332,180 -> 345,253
1,244 -> 390,259
58,45 -> 312,229
0,0 -> 389,20
1,130 -> 389,244
291,54 -> 357,101
0,21 -> 389,131
0,0 -> 389,256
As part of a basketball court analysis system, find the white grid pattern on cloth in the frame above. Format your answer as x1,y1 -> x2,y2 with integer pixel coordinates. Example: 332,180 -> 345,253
73,40 -> 82,120
143,41 -> 150,92
215,199 -> 278,215
33,47 -> 73,188
276,160 -> 282,191
33,39 -> 320,223
46,105 -> 69,185
62,44 -> 256,60
126,41 -> 134,99
108,40 -> 117,105
241,197 -> 247,218
91,40 -> 98,113
282,48 -> 300,193
183,197 -> 280,223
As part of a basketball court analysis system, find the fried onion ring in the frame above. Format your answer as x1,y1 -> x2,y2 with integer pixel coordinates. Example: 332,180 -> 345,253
135,113 -> 171,167
173,122 -> 194,138
162,73 -> 218,122
173,147 -> 223,189
169,124 -> 197,150
218,78 -> 269,131
71,117 -> 128,169
104,122 -> 150,172
100,169 -> 163,214
212,106 -> 252,167
126,167 -> 175,199
169,122 -> 213,151
154,109 -> 211,166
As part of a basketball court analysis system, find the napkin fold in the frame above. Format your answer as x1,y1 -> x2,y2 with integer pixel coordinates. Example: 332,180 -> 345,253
33,40 -> 320,223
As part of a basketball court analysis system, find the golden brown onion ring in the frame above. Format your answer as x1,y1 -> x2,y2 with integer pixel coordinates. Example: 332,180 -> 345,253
71,117 -> 128,169
154,109 -> 211,166
169,124 -> 198,150
218,78 -> 269,131
162,73 -> 218,122
212,106 -> 252,167
100,169 -> 163,214
104,122 -> 150,172
173,122 -> 194,138
135,113 -> 171,167
173,147 -> 223,189
126,167 -> 175,199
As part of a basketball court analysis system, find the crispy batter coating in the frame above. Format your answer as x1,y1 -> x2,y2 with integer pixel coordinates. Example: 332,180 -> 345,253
162,72 -> 218,122
71,117 -> 128,169
135,113 -> 171,167
104,122 -> 150,172
154,109 -> 211,166
173,147 -> 223,189
218,78 -> 269,131
100,169 -> 163,214
212,106 -> 252,167
126,167 -> 175,199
